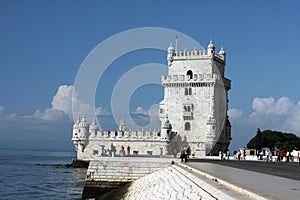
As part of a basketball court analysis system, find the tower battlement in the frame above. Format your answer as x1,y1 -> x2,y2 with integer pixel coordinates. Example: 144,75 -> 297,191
161,74 -> 231,88
167,40 -> 226,67
162,73 -> 220,83
73,129 -> 164,141
171,50 -> 225,61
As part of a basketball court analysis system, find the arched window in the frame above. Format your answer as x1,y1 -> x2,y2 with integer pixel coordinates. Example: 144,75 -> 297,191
184,122 -> 191,131
185,88 -> 188,95
187,106 -> 191,112
160,108 -> 164,114
189,88 -> 192,95
187,70 -> 193,79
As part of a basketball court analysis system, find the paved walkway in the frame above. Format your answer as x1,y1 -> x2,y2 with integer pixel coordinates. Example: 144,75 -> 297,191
122,165 -> 235,200
120,163 -> 265,200
183,161 -> 300,200
119,160 -> 300,200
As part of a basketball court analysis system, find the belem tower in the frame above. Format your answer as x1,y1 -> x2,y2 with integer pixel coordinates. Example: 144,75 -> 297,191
72,40 -> 232,161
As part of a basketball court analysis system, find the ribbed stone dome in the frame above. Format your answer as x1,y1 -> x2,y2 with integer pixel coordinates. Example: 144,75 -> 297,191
78,116 -> 89,128
89,119 -> 99,131
207,40 -> 215,48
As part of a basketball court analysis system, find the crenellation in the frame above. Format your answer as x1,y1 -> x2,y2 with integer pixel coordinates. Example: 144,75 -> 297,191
171,49 -> 226,63
174,50 -> 207,58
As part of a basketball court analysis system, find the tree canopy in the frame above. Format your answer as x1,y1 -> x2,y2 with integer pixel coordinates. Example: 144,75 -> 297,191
246,128 -> 300,151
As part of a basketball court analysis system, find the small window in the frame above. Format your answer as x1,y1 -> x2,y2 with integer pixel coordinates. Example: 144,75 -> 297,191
187,70 -> 193,79
93,150 -> 99,155
185,122 -> 191,131
185,88 -> 192,96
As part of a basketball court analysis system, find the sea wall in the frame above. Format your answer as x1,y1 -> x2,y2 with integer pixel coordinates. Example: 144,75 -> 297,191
82,156 -> 175,199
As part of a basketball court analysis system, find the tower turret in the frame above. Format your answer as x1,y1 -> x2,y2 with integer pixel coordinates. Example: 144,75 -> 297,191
72,116 -> 81,151
118,118 -> 127,132
167,42 -> 175,66
207,39 -> 215,56
89,118 -> 100,138
161,115 -> 172,141
206,116 -> 217,140
78,116 -> 89,152
219,46 -> 226,62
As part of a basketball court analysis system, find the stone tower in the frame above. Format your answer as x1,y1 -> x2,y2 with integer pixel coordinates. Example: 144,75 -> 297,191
159,40 -> 231,157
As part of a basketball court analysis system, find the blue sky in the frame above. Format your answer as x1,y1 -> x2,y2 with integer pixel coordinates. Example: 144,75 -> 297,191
1,0 -> 300,151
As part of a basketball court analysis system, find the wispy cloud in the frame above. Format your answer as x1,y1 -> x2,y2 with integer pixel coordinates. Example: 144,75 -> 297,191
228,108 -> 243,120
248,96 -> 300,133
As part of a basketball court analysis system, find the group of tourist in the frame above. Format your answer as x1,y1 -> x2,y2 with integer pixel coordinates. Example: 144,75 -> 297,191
276,151 -> 300,163
257,150 -> 300,162
179,146 -> 191,162
219,150 -> 231,160
231,149 -> 246,161
100,144 -> 132,157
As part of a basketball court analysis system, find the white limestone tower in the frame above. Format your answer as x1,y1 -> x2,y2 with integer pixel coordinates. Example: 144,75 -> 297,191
160,40 -> 231,156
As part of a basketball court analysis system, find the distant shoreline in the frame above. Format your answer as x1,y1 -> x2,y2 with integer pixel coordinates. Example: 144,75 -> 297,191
0,147 -> 76,153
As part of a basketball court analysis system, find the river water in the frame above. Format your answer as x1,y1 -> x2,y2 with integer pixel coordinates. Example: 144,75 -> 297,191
0,149 -> 87,200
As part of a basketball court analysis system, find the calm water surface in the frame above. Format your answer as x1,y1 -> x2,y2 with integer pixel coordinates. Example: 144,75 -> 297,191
0,149 -> 87,200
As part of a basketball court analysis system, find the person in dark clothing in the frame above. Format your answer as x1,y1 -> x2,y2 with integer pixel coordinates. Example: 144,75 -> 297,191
180,147 -> 188,162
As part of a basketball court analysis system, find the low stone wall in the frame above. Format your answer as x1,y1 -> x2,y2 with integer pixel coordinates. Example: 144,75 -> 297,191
82,156 -> 176,199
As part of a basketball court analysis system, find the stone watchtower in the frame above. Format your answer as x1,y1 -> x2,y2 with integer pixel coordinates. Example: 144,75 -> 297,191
159,40 -> 231,157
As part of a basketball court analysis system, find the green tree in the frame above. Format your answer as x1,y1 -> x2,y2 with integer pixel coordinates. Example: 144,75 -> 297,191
247,128 -> 263,149
246,129 -> 300,150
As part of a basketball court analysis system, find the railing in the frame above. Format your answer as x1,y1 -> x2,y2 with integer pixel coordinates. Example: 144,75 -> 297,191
162,74 -> 220,83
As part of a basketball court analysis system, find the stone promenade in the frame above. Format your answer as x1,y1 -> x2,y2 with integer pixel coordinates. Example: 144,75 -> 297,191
86,158 -> 300,199
120,164 -> 255,200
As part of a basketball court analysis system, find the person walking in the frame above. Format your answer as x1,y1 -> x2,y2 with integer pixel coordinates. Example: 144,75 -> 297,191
127,146 -> 131,155
227,150 -> 230,160
268,151 -> 272,162
173,148 -> 177,158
